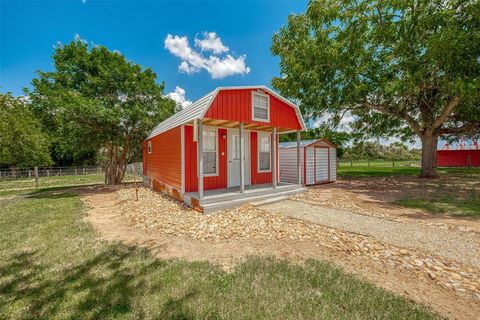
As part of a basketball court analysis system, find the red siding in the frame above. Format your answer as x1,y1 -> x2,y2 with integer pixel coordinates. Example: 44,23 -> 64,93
437,150 -> 480,167
144,127 -> 182,188
204,89 -> 302,130
184,125 -> 228,192
250,131 -> 279,185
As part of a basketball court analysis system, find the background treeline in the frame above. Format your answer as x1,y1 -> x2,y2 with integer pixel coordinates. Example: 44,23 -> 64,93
281,127 -> 421,162
0,39 -> 175,186
342,141 -> 421,161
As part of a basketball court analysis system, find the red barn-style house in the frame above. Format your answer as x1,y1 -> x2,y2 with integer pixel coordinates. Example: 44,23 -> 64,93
143,86 -> 307,212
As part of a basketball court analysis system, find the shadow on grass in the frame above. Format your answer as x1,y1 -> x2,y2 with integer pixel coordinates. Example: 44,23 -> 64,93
0,247 -> 198,319
25,192 -> 78,200
1,184 -> 123,200
394,192 -> 480,218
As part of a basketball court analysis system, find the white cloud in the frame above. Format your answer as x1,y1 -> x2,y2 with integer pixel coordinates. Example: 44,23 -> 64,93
165,86 -> 192,110
194,32 -> 229,54
164,33 -> 250,79
313,111 -> 354,133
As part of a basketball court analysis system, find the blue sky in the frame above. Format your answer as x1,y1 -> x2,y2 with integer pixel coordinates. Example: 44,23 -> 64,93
1,0 -> 308,104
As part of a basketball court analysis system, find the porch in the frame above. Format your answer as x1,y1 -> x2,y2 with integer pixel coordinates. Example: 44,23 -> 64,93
185,182 -> 306,213
193,118 -> 304,198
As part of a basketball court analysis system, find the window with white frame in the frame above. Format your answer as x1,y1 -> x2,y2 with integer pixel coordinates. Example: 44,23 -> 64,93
258,133 -> 271,172
252,92 -> 270,122
202,129 -> 217,175
147,141 -> 152,154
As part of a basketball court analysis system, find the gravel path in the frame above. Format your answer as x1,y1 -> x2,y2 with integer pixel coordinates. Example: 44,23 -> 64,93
260,199 -> 480,267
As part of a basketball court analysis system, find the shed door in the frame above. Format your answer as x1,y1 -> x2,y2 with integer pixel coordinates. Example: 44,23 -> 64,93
315,147 -> 329,182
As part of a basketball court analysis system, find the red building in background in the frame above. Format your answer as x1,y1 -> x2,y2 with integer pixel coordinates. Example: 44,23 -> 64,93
436,150 -> 480,167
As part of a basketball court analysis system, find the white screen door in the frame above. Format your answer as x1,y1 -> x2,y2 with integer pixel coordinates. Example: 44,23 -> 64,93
228,130 -> 250,187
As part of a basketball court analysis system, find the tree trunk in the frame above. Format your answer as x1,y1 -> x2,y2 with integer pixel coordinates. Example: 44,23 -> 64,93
420,133 -> 439,178
104,143 -> 128,185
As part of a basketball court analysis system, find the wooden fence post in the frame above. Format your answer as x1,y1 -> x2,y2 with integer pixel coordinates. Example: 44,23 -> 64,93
29,170 -> 32,178
47,169 -> 50,177
368,160 -> 370,167
392,159 -> 395,167
34,166 -> 39,189
134,163 -> 138,201
75,168 -> 78,176
83,167 -> 86,175
350,159 -> 353,167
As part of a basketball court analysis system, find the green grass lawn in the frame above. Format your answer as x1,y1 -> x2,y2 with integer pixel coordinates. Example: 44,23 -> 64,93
338,162 -> 480,178
337,164 -> 480,217
0,173 -> 136,191
393,188 -> 480,218
338,165 -> 421,177
0,188 -> 441,319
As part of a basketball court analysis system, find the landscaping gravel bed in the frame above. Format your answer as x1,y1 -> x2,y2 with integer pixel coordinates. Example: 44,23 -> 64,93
261,199 -> 480,268
117,187 -> 480,301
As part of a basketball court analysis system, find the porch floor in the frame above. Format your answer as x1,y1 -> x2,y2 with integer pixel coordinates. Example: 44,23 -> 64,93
185,183 -> 306,213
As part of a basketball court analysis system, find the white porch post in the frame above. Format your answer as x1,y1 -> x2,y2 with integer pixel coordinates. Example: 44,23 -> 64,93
297,130 -> 301,185
198,119 -> 204,200
272,127 -> 277,188
239,123 -> 245,193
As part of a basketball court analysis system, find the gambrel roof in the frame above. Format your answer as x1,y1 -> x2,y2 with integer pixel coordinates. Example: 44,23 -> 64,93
148,86 -> 307,139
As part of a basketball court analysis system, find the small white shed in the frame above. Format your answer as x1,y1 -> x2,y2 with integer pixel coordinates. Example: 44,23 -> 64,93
279,139 -> 337,185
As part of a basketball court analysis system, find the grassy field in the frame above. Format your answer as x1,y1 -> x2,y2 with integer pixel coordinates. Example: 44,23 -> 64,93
337,163 -> 480,217
338,160 -> 480,178
0,188 -> 440,319
394,194 -> 480,217
0,173 -> 137,192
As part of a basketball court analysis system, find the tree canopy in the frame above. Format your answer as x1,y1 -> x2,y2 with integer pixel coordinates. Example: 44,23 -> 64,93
272,0 -> 480,177
280,125 -> 353,158
0,93 -> 52,168
29,38 -> 175,184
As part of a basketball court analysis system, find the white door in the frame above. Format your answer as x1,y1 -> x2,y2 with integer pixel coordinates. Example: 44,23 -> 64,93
228,130 -> 250,187
315,147 -> 329,182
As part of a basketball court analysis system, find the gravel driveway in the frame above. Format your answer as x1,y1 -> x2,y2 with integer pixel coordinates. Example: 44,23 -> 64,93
259,199 -> 480,267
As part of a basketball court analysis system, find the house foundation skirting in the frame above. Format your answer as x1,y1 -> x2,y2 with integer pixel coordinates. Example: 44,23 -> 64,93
143,176 -> 203,213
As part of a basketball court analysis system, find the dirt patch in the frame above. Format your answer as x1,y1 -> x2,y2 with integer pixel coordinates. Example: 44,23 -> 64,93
293,177 -> 480,231
83,186 -> 479,320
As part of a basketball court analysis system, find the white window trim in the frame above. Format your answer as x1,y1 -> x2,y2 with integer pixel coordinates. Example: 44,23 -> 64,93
202,127 -> 219,177
257,132 -> 272,173
147,141 -> 152,154
252,91 -> 270,123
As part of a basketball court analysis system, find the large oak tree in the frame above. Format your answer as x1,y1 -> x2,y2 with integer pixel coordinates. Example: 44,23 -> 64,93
272,0 -> 480,177
30,39 -> 175,184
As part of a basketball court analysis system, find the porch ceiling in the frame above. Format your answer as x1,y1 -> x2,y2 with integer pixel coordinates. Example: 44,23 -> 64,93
200,118 -> 294,133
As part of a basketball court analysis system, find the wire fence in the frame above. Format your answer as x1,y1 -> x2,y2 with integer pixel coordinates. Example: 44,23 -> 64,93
0,163 -> 143,191
338,159 -> 421,167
